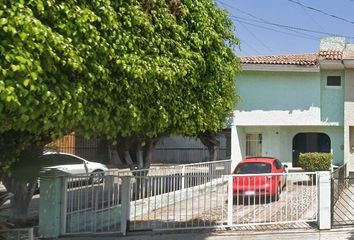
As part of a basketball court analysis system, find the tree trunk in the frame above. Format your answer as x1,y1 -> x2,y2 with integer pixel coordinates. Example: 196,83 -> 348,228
136,150 -> 144,169
198,131 -> 220,162
0,131 -> 48,225
114,136 -> 159,199
115,136 -> 159,170
1,175 -> 37,226
143,138 -> 157,169
107,143 -> 123,166
208,144 -> 219,162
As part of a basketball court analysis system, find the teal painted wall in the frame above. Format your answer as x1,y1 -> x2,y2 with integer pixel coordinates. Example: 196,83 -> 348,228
236,71 -> 320,113
320,70 -> 344,125
235,70 -> 344,126
237,126 -> 344,166
235,70 -> 322,125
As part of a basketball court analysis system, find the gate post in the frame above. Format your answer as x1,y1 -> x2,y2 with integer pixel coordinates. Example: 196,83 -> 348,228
317,171 -> 331,230
120,176 -> 131,235
227,175 -> 233,226
39,169 -> 68,238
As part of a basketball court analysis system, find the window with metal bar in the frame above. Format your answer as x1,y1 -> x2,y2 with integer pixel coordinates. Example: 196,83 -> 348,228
245,133 -> 262,157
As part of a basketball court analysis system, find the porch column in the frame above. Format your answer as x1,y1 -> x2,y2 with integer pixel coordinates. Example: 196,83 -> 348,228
231,125 -> 242,172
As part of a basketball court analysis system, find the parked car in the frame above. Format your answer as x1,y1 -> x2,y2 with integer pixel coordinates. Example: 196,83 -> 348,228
233,157 -> 287,201
41,152 -> 108,183
35,151 -> 108,193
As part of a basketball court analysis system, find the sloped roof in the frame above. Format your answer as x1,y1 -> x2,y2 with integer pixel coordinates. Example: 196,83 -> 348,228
318,49 -> 343,60
240,53 -> 318,66
241,50 -> 343,66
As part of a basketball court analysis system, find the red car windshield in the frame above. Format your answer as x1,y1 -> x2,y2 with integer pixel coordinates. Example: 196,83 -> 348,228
235,162 -> 271,174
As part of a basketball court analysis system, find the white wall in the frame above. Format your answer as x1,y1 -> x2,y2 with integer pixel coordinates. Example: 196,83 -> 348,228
231,126 -> 344,167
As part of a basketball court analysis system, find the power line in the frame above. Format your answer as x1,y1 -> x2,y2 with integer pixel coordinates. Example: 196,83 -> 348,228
241,17 -> 354,40
287,0 -> 354,25
233,17 -> 318,41
216,0 -> 354,40
296,0 -> 326,32
235,19 -> 274,53
238,38 -> 261,55
232,16 -> 319,40
217,0 -> 319,39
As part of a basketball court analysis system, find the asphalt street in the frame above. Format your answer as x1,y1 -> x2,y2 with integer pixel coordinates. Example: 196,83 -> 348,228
60,228 -> 354,240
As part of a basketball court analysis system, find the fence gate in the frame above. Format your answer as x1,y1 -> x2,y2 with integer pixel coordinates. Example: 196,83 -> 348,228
331,164 -> 354,227
127,161 -> 231,231
58,161 -> 318,236
128,172 -> 319,232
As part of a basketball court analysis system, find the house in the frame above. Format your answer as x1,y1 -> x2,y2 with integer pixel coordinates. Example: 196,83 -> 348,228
231,37 -> 354,172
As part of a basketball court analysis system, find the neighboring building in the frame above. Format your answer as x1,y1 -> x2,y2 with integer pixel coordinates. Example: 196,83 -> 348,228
231,37 -> 354,171
153,133 -> 231,164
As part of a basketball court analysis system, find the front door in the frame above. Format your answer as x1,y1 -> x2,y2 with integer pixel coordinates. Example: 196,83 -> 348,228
292,133 -> 331,167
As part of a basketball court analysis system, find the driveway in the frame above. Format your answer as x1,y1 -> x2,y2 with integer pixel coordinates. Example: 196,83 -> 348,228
129,179 -> 317,231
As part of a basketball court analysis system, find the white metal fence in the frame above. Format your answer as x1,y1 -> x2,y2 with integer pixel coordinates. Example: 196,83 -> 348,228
64,175 -> 123,234
109,159 -> 232,178
128,172 -> 318,231
63,160 -> 231,234
229,172 -> 317,227
61,166 -> 318,235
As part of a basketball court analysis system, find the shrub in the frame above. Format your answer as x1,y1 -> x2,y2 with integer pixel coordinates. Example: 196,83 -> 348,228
298,152 -> 332,172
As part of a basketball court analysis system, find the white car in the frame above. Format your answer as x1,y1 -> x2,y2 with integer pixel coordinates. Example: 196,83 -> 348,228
42,152 -> 108,180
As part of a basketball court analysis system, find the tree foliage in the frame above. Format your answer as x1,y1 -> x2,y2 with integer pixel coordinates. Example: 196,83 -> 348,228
1,0 -> 239,168
0,0 -> 239,221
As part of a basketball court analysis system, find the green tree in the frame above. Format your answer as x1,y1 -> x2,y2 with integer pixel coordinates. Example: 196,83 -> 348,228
0,0 -> 87,224
0,0 -> 239,223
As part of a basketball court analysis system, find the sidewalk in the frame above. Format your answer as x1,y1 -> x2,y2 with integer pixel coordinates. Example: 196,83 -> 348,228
60,228 -> 354,240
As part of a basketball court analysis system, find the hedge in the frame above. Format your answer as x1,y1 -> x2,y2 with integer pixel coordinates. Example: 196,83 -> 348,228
298,152 -> 332,172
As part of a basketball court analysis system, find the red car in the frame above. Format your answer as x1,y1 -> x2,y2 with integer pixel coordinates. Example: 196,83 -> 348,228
233,157 -> 287,201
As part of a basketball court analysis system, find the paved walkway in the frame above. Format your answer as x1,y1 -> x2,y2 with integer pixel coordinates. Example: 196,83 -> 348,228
60,228 -> 354,240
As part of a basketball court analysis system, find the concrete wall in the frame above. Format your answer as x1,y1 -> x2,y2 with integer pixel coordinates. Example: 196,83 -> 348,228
153,135 -> 230,164
234,71 -> 323,126
320,37 -> 346,51
235,70 -> 344,126
232,126 -> 344,167
320,70 -> 344,125
231,125 -> 245,170
345,69 -> 354,170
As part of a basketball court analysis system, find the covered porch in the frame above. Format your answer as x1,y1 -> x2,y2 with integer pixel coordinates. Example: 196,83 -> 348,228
231,125 -> 344,169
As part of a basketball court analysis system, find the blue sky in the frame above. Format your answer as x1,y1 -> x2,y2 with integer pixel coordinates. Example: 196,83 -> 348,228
216,0 -> 354,56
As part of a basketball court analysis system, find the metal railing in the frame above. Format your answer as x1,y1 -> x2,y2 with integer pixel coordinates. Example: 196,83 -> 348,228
109,159 -> 232,178
129,174 -> 228,231
330,163 -> 354,227
63,174 -> 124,234
229,172 -> 318,227
62,160 -> 231,234
332,163 -> 348,206
61,169 -> 318,235
128,172 -> 318,231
